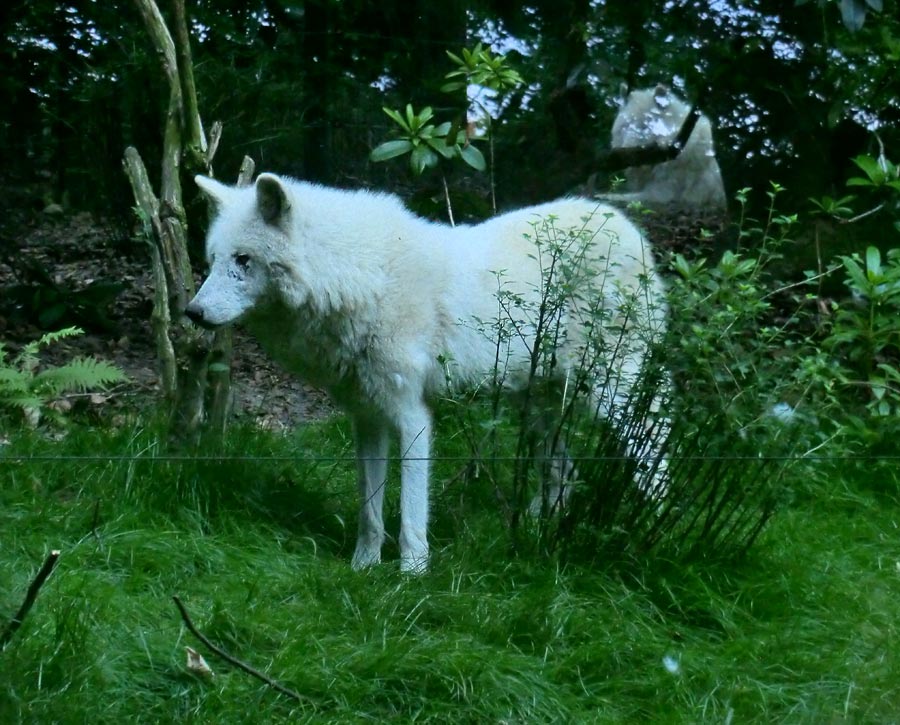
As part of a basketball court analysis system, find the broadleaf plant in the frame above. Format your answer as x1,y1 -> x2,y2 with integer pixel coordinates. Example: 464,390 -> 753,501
370,104 -> 485,175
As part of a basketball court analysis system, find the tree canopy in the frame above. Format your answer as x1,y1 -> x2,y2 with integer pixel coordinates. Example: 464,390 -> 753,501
1,0 -> 898,219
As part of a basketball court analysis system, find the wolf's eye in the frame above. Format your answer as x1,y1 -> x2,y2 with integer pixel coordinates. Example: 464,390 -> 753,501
234,253 -> 251,270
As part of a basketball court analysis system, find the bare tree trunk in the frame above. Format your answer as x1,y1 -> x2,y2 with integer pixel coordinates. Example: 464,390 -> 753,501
122,147 -> 178,398
124,0 -> 246,438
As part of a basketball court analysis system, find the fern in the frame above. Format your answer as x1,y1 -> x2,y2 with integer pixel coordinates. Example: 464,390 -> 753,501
32,358 -> 126,395
0,327 -> 127,425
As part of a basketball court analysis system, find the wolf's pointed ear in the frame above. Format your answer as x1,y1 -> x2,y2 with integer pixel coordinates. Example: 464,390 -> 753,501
195,175 -> 232,208
256,173 -> 291,224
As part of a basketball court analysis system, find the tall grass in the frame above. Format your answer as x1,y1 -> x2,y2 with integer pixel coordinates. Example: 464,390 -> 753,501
2,420 -> 900,723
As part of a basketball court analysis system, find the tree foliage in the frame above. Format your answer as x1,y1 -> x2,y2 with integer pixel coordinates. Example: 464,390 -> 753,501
0,0 -> 897,223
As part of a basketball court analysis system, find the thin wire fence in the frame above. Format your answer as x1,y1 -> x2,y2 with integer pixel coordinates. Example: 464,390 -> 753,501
0,453 -> 894,463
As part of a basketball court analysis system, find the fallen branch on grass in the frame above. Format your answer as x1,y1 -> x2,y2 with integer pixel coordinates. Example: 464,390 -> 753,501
172,595 -> 304,702
1,549 -> 61,651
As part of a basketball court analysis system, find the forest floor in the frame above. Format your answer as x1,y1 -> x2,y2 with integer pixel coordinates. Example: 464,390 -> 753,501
0,207 -> 333,429
0,201 -> 728,431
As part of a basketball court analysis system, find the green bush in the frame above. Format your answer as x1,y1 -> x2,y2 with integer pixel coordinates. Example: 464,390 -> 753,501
822,246 -> 900,417
437,203 -> 794,566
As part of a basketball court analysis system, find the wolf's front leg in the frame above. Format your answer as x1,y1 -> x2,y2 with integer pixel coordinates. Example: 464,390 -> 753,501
398,402 -> 432,573
351,416 -> 389,570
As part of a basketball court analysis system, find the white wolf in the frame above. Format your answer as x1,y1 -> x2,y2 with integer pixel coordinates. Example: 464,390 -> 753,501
185,173 -> 668,572
606,84 -> 726,211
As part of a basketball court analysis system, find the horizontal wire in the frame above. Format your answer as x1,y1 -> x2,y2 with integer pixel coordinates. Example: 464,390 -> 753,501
0,454 -> 894,463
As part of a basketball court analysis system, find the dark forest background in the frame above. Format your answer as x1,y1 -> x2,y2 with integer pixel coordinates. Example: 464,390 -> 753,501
0,0 -> 898,237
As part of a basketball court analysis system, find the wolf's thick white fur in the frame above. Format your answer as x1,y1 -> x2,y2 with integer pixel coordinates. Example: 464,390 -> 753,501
186,174 -> 668,572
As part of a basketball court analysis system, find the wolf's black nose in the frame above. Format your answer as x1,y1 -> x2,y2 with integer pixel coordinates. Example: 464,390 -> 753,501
184,304 -> 207,326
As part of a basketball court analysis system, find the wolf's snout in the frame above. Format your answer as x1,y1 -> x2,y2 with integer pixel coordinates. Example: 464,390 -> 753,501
185,302 -> 215,329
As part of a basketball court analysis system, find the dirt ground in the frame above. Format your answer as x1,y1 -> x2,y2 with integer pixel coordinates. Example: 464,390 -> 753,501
0,207 -> 333,429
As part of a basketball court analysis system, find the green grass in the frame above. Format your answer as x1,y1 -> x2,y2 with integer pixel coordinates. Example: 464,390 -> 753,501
2,417 -> 900,723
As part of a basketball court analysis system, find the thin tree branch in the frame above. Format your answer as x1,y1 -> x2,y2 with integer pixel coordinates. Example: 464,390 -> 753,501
170,0 -> 207,155
844,203 -> 885,224
132,0 -> 184,209
593,105 -> 703,173
172,596 -> 304,702
1,550 -> 61,650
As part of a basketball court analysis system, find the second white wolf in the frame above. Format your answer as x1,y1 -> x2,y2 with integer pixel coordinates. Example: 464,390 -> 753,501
186,174 -> 669,572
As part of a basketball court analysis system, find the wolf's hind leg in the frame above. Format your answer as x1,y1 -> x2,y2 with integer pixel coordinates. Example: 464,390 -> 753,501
595,366 -> 671,498
528,436 -> 576,516
351,416 -> 389,570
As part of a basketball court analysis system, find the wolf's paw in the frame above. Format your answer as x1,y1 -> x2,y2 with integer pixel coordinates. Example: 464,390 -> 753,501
400,552 -> 429,575
351,544 -> 382,570
399,530 -> 429,574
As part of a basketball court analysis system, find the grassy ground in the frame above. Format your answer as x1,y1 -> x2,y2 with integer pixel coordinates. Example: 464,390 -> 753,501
1,414 -> 899,723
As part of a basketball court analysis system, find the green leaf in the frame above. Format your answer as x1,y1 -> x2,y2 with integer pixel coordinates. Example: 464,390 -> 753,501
459,143 -> 486,171
671,253 -> 694,280
418,124 -> 438,140
846,176 -> 874,187
840,0 -> 868,31
34,357 -> 126,394
851,154 -> 884,184
841,255 -> 870,294
440,81 -> 467,93
426,137 -> 458,159
410,145 -> 439,175
382,107 -> 410,132
866,246 -> 882,281
369,139 -> 414,163
0,368 -> 30,392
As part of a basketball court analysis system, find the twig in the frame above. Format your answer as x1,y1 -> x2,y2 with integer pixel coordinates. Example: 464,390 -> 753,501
441,174 -> 455,227
843,203 -> 884,225
172,596 -> 304,702
1,550 -> 61,650
762,265 -> 839,301
90,499 -> 105,551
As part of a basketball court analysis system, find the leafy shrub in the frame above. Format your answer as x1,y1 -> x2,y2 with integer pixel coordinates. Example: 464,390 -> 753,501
805,148 -> 900,445
0,326 -> 126,427
441,203 -> 794,566
821,246 -> 900,417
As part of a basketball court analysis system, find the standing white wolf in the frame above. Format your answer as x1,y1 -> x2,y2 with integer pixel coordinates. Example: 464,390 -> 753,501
607,84 -> 727,211
186,173 -> 668,572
